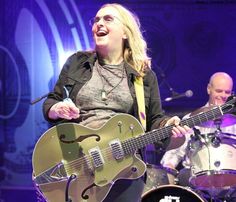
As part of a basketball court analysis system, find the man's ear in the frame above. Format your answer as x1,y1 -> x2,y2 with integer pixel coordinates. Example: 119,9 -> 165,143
207,83 -> 211,95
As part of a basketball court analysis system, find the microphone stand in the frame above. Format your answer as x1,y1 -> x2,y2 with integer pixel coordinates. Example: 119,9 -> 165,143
30,86 -> 72,105
30,93 -> 49,105
155,65 -> 179,101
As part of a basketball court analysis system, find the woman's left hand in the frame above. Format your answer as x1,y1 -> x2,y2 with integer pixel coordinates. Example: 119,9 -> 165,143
165,116 -> 192,138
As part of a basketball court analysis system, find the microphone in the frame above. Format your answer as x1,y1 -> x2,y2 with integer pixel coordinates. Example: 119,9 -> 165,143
30,93 -> 49,105
165,90 -> 193,102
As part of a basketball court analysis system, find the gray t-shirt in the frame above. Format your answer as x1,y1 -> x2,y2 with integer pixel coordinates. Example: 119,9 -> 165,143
76,61 -> 133,129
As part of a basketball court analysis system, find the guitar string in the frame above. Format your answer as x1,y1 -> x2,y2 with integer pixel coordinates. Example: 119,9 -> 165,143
63,102 -> 231,173
63,124 -> 175,173
64,144 -> 125,169
64,158 -> 124,181
65,128 -> 201,173
63,127 -> 160,169
64,125 -> 173,174
64,110 -> 216,170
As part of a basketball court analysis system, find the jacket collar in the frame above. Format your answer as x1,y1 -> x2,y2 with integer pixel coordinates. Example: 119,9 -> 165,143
83,51 -> 140,77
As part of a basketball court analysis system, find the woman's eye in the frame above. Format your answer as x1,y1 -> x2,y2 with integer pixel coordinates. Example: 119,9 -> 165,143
104,15 -> 114,22
94,17 -> 100,23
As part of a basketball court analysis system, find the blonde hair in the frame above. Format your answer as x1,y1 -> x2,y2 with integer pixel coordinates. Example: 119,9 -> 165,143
101,3 -> 151,76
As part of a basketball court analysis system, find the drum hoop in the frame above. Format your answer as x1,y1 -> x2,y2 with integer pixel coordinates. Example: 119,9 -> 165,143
142,187 -> 157,198
190,169 -> 236,190
191,169 -> 236,177
141,184 -> 206,201
146,163 -> 179,176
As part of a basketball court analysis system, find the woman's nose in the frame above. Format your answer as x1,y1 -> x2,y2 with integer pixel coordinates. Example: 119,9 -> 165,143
96,18 -> 105,26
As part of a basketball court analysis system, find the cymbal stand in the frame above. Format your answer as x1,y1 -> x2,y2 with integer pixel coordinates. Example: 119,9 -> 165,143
211,119 -> 222,147
189,128 -> 202,152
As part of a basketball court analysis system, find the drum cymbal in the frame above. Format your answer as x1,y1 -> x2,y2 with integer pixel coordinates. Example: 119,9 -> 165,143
201,132 -> 236,145
200,114 -> 236,128
221,132 -> 236,138
220,132 -> 236,145
190,107 -> 236,128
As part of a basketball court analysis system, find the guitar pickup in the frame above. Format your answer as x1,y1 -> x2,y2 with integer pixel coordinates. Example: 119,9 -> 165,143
89,147 -> 104,168
109,139 -> 124,160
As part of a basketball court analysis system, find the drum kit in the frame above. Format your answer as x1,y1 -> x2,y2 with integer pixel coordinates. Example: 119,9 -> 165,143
142,109 -> 236,202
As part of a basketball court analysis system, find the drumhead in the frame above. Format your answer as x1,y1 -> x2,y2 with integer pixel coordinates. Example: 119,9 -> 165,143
142,185 -> 206,202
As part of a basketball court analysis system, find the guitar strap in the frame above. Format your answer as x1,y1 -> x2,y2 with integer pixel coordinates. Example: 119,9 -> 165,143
134,76 -> 146,131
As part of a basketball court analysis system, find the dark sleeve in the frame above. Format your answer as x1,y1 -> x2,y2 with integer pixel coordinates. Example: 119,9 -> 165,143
144,69 -> 168,130
42,54 -> 76,123
144,69 -> 170,149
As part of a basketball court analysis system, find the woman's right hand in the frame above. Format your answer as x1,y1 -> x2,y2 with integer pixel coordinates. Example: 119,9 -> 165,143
48,101 -> 80,120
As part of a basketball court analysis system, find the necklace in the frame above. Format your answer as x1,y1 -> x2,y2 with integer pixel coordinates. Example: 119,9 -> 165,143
96,61 -> 125,102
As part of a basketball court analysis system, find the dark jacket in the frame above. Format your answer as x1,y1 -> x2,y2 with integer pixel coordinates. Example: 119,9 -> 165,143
43,52 -> 170,152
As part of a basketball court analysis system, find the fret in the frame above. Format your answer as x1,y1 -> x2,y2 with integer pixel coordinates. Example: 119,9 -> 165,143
122,97 -> 236,155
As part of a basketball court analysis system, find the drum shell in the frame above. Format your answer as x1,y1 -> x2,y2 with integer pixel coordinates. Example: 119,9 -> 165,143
142,185 -> 206,202
189,139 -> 236,189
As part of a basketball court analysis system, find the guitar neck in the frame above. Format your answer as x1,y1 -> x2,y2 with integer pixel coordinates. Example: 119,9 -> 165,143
122,105 -> 225,155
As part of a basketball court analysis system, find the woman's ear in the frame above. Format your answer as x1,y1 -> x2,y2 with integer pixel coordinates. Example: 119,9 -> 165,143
122,34 -> 127,39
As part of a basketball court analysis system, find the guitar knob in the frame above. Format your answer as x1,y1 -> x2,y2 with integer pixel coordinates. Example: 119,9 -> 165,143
117,121 -> 122,133
129,124 -> 135,136
129,124 -> 134,130
131,166 -> 137,173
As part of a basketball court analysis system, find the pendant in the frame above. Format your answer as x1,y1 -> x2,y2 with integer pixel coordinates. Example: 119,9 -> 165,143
101,90 -> 107,101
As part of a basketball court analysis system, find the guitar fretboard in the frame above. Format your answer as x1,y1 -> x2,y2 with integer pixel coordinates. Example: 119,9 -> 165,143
121,102 -> 232,155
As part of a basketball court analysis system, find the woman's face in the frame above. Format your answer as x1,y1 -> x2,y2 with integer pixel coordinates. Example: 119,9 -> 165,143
91,6 -> 127,53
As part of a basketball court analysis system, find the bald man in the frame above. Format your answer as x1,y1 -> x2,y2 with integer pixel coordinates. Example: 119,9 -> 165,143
207,72 -> 233,106
160,72 -> 236,201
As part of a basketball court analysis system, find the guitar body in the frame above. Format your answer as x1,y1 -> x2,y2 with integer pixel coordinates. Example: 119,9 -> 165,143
33,96 -> 236,202
32,114 -> 146,202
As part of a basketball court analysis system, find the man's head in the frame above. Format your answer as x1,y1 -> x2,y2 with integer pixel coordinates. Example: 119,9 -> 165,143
207,72 -> 233,105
